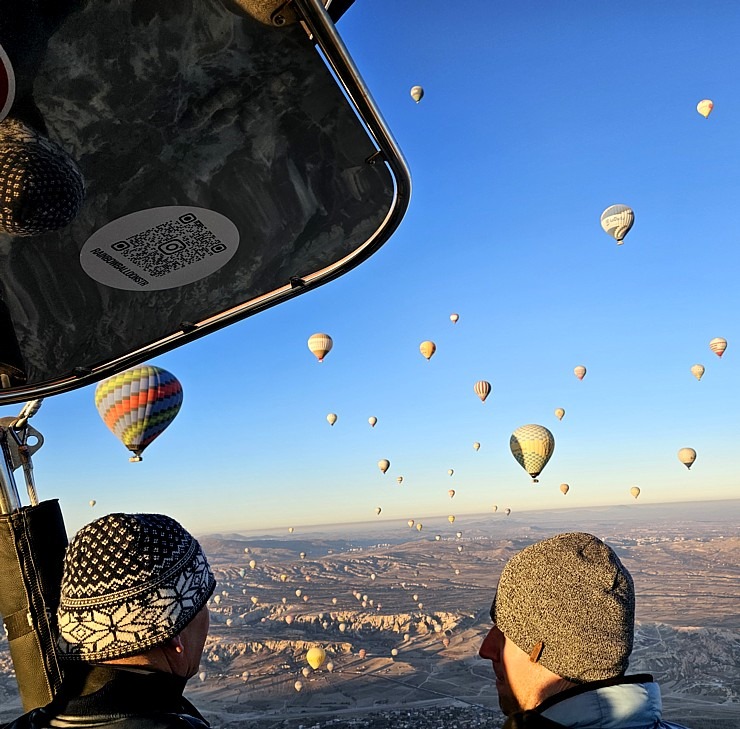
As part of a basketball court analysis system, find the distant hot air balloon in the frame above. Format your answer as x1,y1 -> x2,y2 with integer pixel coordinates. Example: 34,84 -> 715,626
306,647 -> 326,669
554,408 -> 565,421
492,505 -> 498,512
600,204 -> 634,245
288,527 -> 294,533
391,648 -> 399,656
457,545 -> 463,553
326,413 -> 337,426
690,364 -> 705,381
295,589 -> 302,597
301,667 -> 311,678
308,333 -> 333,362
378,459 -> 390,474
448,489 -> 455,498
375,507 -> 382,515
249,560 -> 256,569
300,552 -> 306,559
370,573 -> 376,581
559,483 -> 569,495
213,594 -> 221,605
709,337 -> 727,358
294,680 -> 303,692
678,447 -> 696,469
630,486 -> 641,499
435,534 -> 441,541
442,637 -> 450,648
198,672 -> 206,683
280,574 -> 288,582
474,380 -> 491,403
244,547 -> 250,554
447,515 -> 455,524
396,476 -> 403,484
410,85 -> 424,103
407,519 -> 414,528
473,442 -> 480,451
420,341 -> 436,360
368,416 -> 378,428
455,531 -> 462,538
416,523 -> 423,531
326,661 -> 334,672
450,313 -> 459,324
338,622 -> 346,632
448,469 -> 454,477
510,424 -> 555,483
89,499 -> 96,508
504,508 -> 511,516
574,365 -> 587,381
696,99 -> 713,118
95,365 -> 183,462
285,615 -> 294,625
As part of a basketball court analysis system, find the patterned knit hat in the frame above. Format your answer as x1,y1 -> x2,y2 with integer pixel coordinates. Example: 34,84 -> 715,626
492,532 -> 635,683
57,513 -> 216,661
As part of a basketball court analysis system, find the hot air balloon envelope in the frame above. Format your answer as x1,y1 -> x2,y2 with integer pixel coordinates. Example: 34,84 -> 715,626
600,205 -> 634,245
630,486 -> 640,499
510,424 -> 555,482
559,483 -> 569,495
378,459 -> 390,474
410,85 -> 424,103
690,364 -> 705,381
95,365 -> 183,461
419,341 -> 436,360
474,380 -> 491,403
554,408 -> 565,421
709,338 -> 727,358
450,313 -> 459,323
306,647 -> 326,669
308,333 -> 333,362
448,489 -> 455,498
574,365 -> 587,380
473,442 -> 480,451
326,413 -> 337,426
368,416 -> 377,427
678,447 -> 697,469
696,99 -> 713,118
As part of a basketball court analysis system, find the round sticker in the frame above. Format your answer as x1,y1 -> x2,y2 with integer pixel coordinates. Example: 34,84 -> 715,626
80,206 -> 239,291
0,43 -> 16,122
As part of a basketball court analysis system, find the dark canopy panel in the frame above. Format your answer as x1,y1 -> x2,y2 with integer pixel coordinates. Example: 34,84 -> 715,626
0,0 -> 408,404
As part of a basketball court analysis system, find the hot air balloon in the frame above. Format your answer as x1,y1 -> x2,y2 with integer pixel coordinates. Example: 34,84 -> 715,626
239,568 -> 246,578
474,380 -> 491,403
288,527 -> 294,533
450,313 -> 459,324
510,424 -> 555,482
448,489 -> 455,498
285,615 -> 294,625
378,459 -> 390,474
375,507 -> 382,515
492,505 -> 498,512
504,508 -> 511,516
249,560 -> 256,569
560,483 -> 569,495
301,667 -> 311,678
368,416 -> 378,427
407,519 -> 414,528
244,547 -> 250,554
696,99 -> 713,118
213,594 -> 221,605
338,623 -> 346,632
574,365 -> 587,381
457,545 -> 463,553
295,589 -> 302,597
420,341 -> 436,360
396,476 -> 403,484
280,574 -> 288,582
410,85 -> 424,103
370,573 -> 376,581
448,469 -> 454,477
435,534 -> 441,541
391,648 -> 399,656
300,552 -> 306,559
358,648 -> 367,659
89,499 -> 96,508
455,531 -> 462,538
307,333 -> 333,362
416,523 -> 423,531
306,647 -> 326,669
709,337 -> 727,358
678,448 -> 696,469
198,672 -> 206,682
326,413 -> 337,426
447,515 -> 455,524
326,661 -> 334,672
250,596 -> 258,605
630,486 -> 640,499
95,365 -> 183,462
600,204 -> 634,245
690,364 -> 705,381
331,597 -> 338,605
442,637 -> 450,648
473,442 -> 480,451
554,408 -> 565,421
294,680 -> 303,692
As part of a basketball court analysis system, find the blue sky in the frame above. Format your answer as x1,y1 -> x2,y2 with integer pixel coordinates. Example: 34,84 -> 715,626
3,0 -> 739,534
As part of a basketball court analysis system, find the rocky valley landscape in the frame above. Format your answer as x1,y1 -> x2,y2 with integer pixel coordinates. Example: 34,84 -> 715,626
1,500 -> 738,729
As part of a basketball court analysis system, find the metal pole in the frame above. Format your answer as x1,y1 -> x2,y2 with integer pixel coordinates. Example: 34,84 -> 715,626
0,428 -> 22,514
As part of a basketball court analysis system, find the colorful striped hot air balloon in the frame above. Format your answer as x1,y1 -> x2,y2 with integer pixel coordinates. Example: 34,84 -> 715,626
308,333 -> 333,362
474,380 -> 491,403
600,205 -> 634,245
709,337 -> 727,358
696,99 -> 713,118
95,365 -> 183,461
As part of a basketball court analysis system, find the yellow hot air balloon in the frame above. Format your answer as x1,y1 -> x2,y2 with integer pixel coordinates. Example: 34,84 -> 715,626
375,507 -> 381,515
447,469 -> 454,477
288,527 -> 294,533
678,447 -> 696,469
559,483 -> 569,495
492,505 -> 498,512
307,333 -> 333,362
510,424 -> 555,483
448,489 -> 455,498
294,680 -> 303,692
447,515 -> 455,524
696,99 -> 713,118
407,519 -> 414,528
410,85 -> 424,103
709,337 -> 727,358
326,661 -> 334,672
378,459 -> 390,474
306,647 -> 326,669
368,416 -> 377,427
630,486 -> 641,499
299,551 -> 306,559
326,413 -> 337,426
416,523 -> 423,531
89,499 -> 96,508
690,364 -> 705,381
280,574 -> 288,582
295,589 -> 302,597
473,442 -> 480,451
450,313 -> 459,324
396,476 -> 403,484
554,408 -> 565,421
600,204 -> 634,245
419,340 -> 436,360
248,559 -> 256,569
574,365 -> 587,380
504,508 -> 511,516
474,380 -> 491,403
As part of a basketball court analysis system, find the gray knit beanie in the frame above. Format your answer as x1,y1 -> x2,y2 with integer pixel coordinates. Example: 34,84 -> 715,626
492,532 -> 635,683
57,513 -> 216,661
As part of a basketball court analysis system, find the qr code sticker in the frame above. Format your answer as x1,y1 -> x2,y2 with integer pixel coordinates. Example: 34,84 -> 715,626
110,213 -> 227,279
